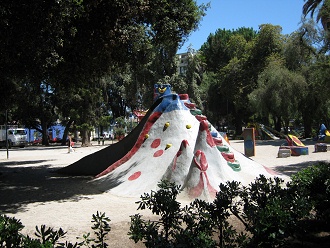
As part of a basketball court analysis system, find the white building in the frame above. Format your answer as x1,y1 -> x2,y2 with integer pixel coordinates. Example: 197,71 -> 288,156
176,52 -> 189,75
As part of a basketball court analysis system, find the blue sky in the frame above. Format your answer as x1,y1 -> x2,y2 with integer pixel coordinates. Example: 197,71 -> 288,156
178,0 -> 305,53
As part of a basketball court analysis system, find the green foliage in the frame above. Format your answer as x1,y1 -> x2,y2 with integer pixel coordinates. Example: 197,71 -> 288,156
129,180 -> 245,247
0,214 -> 67,247
0,215 -> 24,248
114,116 -> 126,137
240,176 -> 302,247
200,27 -> 257,72
249,58 -> 308,131
0,212 -> 111,248
78,211 -> 111,248
129,173 -> 327,248
98,116 -> 111,130
210,181 -> 248,247
129,181 -> 217,247
201,27 -> 264,133
0,0 -> 205,145
35,225 -> 67,246
290,162 -> 330,223
114,117 -> 126,128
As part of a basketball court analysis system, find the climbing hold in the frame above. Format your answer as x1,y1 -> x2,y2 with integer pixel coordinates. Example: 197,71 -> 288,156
217,145 -> 229,152
165,143 -> 172,150
186,124 -> 192,129
213,137 -> 223,145
163,122 -> 170,131
227,161 -> 241,172
190,109 -> 202,116
145,134 -> 149,139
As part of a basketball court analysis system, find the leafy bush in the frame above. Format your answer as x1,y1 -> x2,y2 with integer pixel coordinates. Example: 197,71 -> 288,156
289,162 -> 330,223
0,214 -> 24,247
79,211 -> 111,247
0,211 -> 111,247
129,176 -> 315,248
129,181 -> 218,247
227,175 -> 311,247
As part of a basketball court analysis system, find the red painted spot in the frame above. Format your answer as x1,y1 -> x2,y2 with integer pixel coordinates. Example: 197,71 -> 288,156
153,150 -> 164,157
151,138 -> 161,148
128,171 -> 141,181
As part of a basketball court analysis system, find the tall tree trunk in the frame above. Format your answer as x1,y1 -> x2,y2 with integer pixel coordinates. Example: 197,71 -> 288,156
61,119 -> 74,146
41,119 -> 49,146
274,116 -> 282,133
302,112 -> 313,138
81,129 -> 91,147
234,112 -> 243,136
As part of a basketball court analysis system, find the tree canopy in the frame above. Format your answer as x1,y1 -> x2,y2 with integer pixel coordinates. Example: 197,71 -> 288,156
0,0 -> 207,144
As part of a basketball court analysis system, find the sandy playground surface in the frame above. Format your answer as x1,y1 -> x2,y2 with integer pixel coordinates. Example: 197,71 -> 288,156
0,139 -> 329,247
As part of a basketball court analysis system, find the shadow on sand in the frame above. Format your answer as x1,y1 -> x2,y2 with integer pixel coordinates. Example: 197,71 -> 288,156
274,161 -> 324,177
0,159 -> 102,214
253,138 -> 317,147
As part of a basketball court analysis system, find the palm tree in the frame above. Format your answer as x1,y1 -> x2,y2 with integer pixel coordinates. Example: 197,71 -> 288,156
303,0 -> 330,30
303,0 -> 323,17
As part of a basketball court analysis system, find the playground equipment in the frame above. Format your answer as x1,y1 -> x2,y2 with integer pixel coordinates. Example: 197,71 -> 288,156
59,84 -> 281,201
279,134 -> 309,156
318,124 -> 330,143
247,123 -> 281,140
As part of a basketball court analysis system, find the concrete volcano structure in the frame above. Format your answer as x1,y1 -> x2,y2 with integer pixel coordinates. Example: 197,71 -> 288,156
58,85 -> 279,201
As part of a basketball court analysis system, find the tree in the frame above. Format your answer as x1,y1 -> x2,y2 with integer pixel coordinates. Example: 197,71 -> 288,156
217,57 -> 252,134
249,57 -> 308,132
200,27 -> 257,72
303,0 -> 330,53
0,0 -> 207,145
247,24 -> 284,83
181,51 -> 206,108
303,56 -> 330,130
283,31 -> 314,71
281,17 -> 330,136
201,28 -> 258,133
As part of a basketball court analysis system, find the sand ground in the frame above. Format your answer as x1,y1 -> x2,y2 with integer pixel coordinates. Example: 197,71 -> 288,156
0,139 -> 329,247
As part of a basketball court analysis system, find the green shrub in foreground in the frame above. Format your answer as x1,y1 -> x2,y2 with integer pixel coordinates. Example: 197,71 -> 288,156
0,211 -> 111,247
289,162 -> 330,223
128,181 -> 219,247
129,175 -> 315,248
